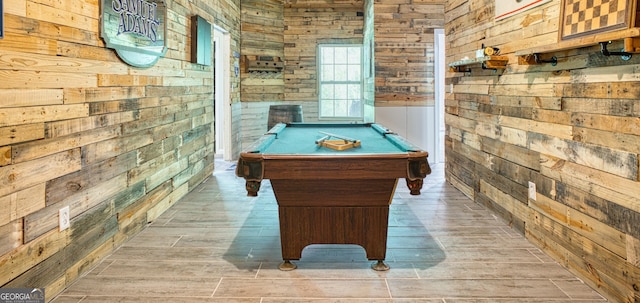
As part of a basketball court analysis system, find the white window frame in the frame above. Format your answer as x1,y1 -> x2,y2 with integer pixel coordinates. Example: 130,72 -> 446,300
317,44 -> 364,120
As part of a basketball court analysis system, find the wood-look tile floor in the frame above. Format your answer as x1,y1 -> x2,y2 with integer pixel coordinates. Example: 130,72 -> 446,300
52,160 -> 606,302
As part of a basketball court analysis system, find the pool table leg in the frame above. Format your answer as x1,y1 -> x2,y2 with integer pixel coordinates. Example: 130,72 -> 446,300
279,260 -> 297,271
406,178 -> 424,195
371,260 -> 390,271
245,180 -> 261,196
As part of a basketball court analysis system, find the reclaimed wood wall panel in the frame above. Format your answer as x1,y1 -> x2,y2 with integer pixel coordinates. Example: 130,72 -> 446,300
374,0 -> 445,107
238,0 -> 444,147
0,89 -> 64,107
239,0 -> 367,147
0,0 -> 242,298
374,0 -> 445,106
241,0 -> 284,98
284,0 -> 364,103
445,1 -> 640,302
238,0 -> 285,146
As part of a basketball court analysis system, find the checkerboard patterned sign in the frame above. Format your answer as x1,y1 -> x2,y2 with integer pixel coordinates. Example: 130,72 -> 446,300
560,0 -> 637,40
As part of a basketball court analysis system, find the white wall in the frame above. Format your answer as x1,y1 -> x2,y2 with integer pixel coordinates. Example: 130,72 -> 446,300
375,106 -> 440,164
374,28 -> 446,164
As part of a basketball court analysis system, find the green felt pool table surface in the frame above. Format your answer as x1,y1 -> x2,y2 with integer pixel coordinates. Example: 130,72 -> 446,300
249,122 -> 422,155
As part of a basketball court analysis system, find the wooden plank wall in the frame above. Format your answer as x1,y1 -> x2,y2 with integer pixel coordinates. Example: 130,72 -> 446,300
239,0 -> 286,145
239,0 -> 448,147
240,0 -> 285,104
0,0 -> 241,299
374,0 -> 445,107
445,0 -> 640,302
284,0 -> 365,104
239,0 -> 368,148
282,0 -> 373,130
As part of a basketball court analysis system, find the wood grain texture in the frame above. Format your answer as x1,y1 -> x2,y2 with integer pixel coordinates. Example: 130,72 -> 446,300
0,0 -> 239,298
445,1 -> 640,302
279,206 -> 389,260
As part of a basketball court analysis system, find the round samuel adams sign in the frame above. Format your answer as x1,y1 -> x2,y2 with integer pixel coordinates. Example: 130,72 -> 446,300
101,0 -> 168,67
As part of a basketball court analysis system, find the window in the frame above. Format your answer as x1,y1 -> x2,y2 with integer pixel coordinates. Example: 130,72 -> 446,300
318,44 -> 363,119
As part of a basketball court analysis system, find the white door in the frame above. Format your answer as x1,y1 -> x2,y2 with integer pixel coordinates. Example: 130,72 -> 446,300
214,26 -> 232,161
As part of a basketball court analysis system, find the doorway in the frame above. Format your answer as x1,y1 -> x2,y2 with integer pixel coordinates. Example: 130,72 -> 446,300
374,29 -> 446,164
214,26 -> 232,161
434,28 -> 445,163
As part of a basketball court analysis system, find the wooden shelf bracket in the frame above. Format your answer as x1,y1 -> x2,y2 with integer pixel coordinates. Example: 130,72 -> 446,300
246,56 -> 284,73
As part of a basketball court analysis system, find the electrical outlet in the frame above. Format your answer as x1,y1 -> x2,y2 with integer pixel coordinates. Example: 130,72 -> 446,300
59,206 -> 70,231
528,181 -> 537,201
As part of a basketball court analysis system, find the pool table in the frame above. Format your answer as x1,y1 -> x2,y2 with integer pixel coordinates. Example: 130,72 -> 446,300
235,122 -> 431,271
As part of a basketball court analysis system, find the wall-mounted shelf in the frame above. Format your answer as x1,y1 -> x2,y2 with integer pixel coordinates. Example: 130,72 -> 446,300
246,56 -> 284,73
448,55 -> 509,73
515,28 -> 640,65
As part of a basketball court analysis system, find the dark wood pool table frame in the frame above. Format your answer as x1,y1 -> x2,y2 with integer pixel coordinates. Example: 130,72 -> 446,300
235,123 -> 431,270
